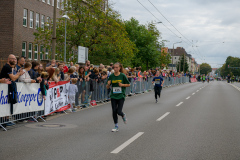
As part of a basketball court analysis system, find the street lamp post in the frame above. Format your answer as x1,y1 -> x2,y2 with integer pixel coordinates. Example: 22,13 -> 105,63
62,15 -> 70,63
172,41 -> 182,71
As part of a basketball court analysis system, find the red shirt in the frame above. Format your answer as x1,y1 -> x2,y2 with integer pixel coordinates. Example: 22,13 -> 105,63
63,66 -> 68,73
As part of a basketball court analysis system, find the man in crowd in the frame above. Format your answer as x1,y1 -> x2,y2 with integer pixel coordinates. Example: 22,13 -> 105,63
46,59 -> 57,71
69,62 -> 74,69
58,63 -> 65,81
16,56 -> 25,71
0,54 -> 24,81
29,61 -> 42,83
85,60 -> 90,69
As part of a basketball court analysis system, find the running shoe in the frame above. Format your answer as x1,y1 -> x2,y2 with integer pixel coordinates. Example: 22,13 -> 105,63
112,126 -> 119,132
156,99 -> 158,103
122,113 -> 127,124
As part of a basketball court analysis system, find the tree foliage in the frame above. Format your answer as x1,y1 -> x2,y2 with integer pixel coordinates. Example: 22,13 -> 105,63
200,63 -> 212,75
34,0 -> 135,66
220,56 -> 240,77
176,55 -> 189,73
124,18 -> 168,70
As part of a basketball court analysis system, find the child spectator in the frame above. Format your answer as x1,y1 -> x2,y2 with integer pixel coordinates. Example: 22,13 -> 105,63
18,62 -> 36,83
64,68 -> 74,81
68,78 -> 78,112
40,72 -> 49,100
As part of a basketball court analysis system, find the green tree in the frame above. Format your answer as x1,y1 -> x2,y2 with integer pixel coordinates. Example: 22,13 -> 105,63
124,18 -> 164,70
34,0 -> 136,66
176,55 -> 189,73
200,63 -> 212,75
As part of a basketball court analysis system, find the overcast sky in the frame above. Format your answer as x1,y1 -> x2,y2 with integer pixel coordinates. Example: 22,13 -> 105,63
110,0 -> 240,68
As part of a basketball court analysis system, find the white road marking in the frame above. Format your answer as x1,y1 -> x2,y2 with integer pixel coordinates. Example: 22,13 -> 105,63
196,90 -> 199,92
111,132 -> 144,154
156,112 -> 170,121
186,96 -> 191,100
192,93 -> 195,95
176,102 -> 183,107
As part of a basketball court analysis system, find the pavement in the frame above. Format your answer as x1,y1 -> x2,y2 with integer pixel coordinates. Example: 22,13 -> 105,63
1,81 -> 240,160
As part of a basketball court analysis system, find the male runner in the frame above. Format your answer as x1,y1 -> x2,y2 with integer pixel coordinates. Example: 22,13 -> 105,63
152,71 -> 164,103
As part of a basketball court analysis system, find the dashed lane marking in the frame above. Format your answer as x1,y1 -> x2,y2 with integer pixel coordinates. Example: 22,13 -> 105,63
176,102 -> 183,107
186,96 -> 191,100
156,112 -> 170,122
111,132 -> 144,154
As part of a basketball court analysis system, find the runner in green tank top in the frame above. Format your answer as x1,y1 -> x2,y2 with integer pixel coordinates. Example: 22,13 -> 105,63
106,62 -> 130,132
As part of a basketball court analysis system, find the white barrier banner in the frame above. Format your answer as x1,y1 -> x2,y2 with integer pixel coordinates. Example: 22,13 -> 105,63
0,83 -> 44,117
13,83 -> 44,115
0,84 -> 11,117
44,81 -> 70,115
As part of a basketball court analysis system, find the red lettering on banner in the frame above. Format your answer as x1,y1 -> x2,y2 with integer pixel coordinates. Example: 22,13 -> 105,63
57,88 -> 60,97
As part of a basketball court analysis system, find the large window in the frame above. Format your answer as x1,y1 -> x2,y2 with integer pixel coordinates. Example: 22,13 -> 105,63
28,43 -> 32,59
42,0 -> 46,2
52,0 -> 54,6
57,0 -> 60,8
22,42 -> 26,57
47,0 -> 50,5
41,15 -> 45,29
34,44 -> 38,60
40,45 -> 44,60
30,11 -> 34,28
23,9 -> 27,27
36,13 -> 39,29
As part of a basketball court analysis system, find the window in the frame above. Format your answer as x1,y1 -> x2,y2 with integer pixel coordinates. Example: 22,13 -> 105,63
40,45 -> 44,60
28,43 -> 32,59
36,13 -> 39,29
61,0 -> 64,10
47,0 -> 50,5
30,11 -> 34,28
23,9 -> 27,27
46,17 -> 50,29
41,15 -> 45,29
34,44 -> 38,60
52,0 -> 54,6
45,48 -> 49,59
42,0 -> 46,2
22,42 -> 26,57
57,0 -> 60,8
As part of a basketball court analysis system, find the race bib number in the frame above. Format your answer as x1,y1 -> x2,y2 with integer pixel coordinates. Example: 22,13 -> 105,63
155,81 -> 160,84
113,87 -> 122,94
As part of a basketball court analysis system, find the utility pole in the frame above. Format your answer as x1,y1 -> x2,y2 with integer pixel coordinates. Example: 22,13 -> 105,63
52,0 -> 57,60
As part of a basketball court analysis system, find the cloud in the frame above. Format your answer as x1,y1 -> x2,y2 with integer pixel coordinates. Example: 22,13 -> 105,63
110,0 -> 240,68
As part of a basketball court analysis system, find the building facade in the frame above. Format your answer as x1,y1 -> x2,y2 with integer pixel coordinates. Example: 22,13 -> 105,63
0,0 -> 108,61
168,47 -> 192,72
0,0 -> 65,60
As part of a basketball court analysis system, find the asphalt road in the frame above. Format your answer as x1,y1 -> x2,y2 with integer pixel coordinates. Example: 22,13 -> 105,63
1,81 -> 240,160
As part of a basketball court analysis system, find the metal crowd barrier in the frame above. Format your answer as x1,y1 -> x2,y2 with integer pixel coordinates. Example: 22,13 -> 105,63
0,110 -> 45,131
75,76 -> 189,106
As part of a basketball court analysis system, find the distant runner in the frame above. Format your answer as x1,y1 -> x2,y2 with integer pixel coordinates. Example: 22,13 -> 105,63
106,62 -> 130,132
202,74 -> 206,83
152,71 -> 164,103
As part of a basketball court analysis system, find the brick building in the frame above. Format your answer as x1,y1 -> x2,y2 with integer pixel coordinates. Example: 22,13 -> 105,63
0,0 -> 65,61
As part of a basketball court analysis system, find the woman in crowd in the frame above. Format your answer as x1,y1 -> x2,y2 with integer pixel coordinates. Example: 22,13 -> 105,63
106,62 -> 130,132
18,62 -> 36,83
50,68 -> 60,82
47,68 -> 55,82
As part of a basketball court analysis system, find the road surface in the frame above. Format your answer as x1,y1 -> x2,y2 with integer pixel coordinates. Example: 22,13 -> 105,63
1,81 -> 240,160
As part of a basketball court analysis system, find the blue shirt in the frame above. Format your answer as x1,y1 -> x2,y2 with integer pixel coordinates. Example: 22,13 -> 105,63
152,76 -> 164,87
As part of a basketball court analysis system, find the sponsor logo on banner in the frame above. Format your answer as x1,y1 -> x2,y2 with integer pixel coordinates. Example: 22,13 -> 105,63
44,81 -> 70,115
0,83 -> 44,117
